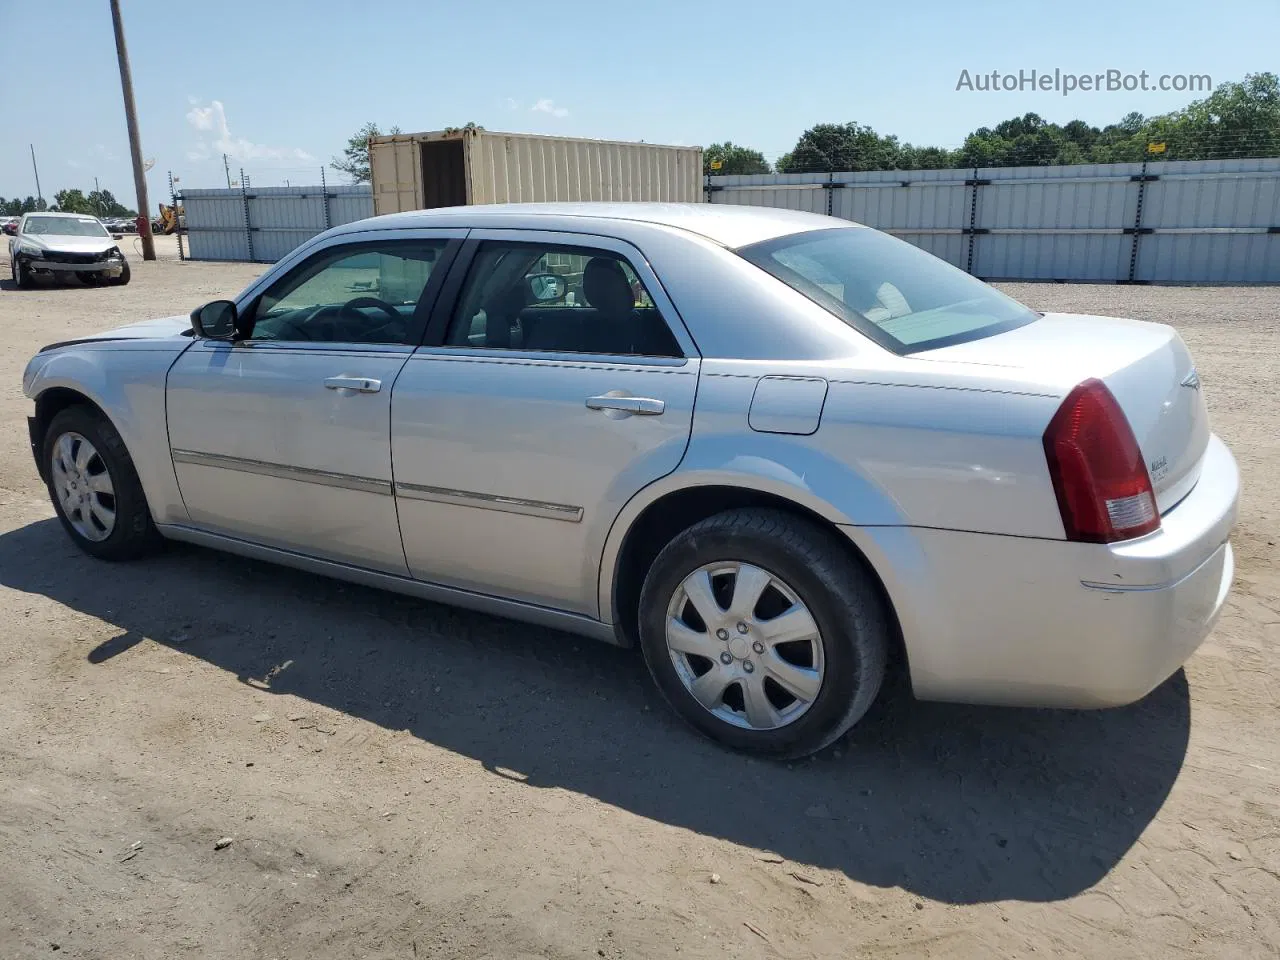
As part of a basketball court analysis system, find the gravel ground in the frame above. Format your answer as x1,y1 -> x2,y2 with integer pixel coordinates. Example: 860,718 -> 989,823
0,244 -> 1277,960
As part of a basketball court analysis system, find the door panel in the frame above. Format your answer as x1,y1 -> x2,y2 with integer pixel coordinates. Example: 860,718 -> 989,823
392,351 -> 698,614
167,342 -> 412,573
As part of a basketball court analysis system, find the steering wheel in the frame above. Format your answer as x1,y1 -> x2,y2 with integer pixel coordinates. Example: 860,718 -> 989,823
339,296 -> 402,325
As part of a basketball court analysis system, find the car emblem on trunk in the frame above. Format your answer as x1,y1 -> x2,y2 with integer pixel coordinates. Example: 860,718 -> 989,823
1180,369 -> 1201,390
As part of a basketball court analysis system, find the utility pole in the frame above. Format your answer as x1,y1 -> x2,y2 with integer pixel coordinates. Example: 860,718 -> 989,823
223,153 -> 232,190
94,176 -> 101,215
109,0 -> 155,260
30,144 -> 44,208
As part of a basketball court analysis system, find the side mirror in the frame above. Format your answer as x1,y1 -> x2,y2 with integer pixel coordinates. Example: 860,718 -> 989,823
527,273 -> 567,302
190,300 -> 238,340
111,233 -> 124,240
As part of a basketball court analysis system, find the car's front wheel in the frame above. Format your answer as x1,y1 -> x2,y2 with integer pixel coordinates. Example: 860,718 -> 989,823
12,256 -> 33,289
638,509 -> 889,758
107,262 -> 131,286
42,405 -> 160,560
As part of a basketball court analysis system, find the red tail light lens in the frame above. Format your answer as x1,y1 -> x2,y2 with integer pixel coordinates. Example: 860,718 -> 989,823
1043,378 -> 1160,543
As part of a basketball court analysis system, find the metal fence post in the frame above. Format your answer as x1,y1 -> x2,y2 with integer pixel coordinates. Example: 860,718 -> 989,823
169,170 -> 184,261
320,166 -> 331,230
964,168 -> 982,276
239,168 -> 254,262
1125,159 -> 1156,284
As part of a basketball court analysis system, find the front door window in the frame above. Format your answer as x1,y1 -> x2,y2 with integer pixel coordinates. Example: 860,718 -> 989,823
248,240 -> 448,345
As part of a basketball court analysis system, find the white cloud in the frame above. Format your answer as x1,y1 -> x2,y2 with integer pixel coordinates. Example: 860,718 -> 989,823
505,97 -> 520,110
530,98 -> 569,118
185,99 -> 314,163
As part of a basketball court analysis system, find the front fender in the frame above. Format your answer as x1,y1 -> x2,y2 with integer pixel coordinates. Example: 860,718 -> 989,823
24,345 -> 190,525
595,429 -> 907,624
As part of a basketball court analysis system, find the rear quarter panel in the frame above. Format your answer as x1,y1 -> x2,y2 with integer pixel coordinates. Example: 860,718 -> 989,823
596,358 -> 1067,619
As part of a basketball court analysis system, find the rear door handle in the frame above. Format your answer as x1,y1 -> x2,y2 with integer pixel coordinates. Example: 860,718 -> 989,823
585,394 -> 665,416
324,376 -> 382,394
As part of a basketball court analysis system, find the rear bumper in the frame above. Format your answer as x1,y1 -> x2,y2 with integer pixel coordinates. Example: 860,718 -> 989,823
845,433 -> 1239,708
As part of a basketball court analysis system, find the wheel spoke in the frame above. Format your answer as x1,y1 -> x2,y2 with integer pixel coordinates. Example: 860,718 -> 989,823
57,434 -> 76,473
666,619 -> 720,660
89,498 -> 115,531
50,460 -> 69,487
74,438 -> 94,472
764,655 -> 822,704
689,664 -> 732,710
85,471 -> 114,494
681,570 -> 723,627
757,605 -> 819,647
55,485 -> 76,510
727,563 -> 772,620
741,674 -> 781,729
71,501 -> 91,528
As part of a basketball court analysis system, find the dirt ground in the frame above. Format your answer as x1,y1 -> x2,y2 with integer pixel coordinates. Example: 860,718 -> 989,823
0,240 -> 1277,960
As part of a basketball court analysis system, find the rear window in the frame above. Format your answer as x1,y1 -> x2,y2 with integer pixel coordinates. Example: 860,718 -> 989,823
738,227 -> 1037,354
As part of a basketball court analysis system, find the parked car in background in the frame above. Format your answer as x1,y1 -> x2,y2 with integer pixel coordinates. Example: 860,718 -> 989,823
8,212 -> 130,288
20,203 -> 1238,757
2,217 -> 19,236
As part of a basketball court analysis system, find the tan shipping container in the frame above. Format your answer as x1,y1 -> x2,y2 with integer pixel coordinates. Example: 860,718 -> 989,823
369,128 -> 703,216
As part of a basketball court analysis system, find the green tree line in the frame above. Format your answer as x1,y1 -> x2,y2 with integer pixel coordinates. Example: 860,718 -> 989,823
1,196 -> 46,216
2,188 -> 136,218
707,71 -> 1279,175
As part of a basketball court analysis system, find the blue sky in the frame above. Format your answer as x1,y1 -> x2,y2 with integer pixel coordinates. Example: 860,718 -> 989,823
3,0 -> 1277,204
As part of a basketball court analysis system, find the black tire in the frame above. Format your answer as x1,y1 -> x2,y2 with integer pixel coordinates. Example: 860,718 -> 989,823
638,508 -> 888,759
13,256 -> 33,289
108,261 -> 131,286
42,405 -> 161,560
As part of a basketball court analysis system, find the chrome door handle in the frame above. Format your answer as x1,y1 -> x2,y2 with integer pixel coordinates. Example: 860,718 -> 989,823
324,376 -> 382,394
585,395 -> 665,416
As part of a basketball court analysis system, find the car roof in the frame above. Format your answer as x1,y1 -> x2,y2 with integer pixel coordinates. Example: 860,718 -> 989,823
354,202 -> 861,249
23,211 -> 100,219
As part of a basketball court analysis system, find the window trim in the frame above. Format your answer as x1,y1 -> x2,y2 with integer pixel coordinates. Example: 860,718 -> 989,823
421,229 -> 699,363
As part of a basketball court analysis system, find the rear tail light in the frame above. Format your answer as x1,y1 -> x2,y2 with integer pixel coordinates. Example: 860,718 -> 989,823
1043,378 -> 1159,543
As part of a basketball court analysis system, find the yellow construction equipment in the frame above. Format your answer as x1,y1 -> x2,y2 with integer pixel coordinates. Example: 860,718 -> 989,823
155,203 -> 185,235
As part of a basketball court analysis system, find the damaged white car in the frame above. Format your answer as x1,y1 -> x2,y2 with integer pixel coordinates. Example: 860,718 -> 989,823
8,212 -> 130,288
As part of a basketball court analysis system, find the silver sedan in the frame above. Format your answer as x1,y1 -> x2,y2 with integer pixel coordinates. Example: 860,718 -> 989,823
21,203 -> 1239,757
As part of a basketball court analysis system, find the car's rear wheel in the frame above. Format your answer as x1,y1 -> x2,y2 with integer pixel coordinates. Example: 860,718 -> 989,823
43,405 -> 160,560
638,508 -> 888,758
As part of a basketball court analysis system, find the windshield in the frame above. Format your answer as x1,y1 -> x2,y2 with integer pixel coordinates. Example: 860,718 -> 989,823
24,216 -> 109,238
738,227 -> 1038,354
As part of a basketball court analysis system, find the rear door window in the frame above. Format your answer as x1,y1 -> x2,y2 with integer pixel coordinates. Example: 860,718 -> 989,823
445,241 -> 682,358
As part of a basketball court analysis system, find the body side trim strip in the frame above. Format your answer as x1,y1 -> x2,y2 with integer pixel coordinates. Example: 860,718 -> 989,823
394,481 -> 583,522
171,449 -> 392,495
171,449 -> 583,522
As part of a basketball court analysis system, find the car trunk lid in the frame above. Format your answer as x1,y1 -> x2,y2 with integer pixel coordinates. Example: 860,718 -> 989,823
916,312 -> 1210,514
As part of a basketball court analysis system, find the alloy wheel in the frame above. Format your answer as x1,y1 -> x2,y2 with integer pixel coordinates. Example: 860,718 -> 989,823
665,561 -> 825,731
49,432 -> 116,542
